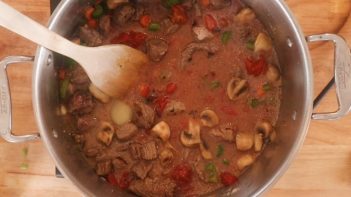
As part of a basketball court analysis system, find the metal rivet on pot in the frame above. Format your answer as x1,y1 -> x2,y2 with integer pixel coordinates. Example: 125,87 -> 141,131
287,38 -> 293,48
292,110 -> 297,120
47,54 -> 53,66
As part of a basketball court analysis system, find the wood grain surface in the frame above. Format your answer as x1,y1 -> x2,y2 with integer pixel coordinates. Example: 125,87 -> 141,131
0,0 -> 351,196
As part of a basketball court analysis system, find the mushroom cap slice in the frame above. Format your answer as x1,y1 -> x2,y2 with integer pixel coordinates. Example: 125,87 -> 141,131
236,132 -> 253,151
237,154 -> 254,170
227,78 -> 248,101
180,119 -> 202,147
151,121 -> 171,142
200,109 -> 219,127
255,120 -> 273,138
254,32 -> 273,53
200,143 -> 213,160
96,122 -> 115,146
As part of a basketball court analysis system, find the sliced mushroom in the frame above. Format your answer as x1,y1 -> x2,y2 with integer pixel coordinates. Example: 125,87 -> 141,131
200,109 -> 219,127
163,100 -> 186,116
159,149 -> 174,167
193,26 -> 214,41
151,121 -> 171,142
89,84 -> 110,103
270,130 -> 277,142
266,65 -> 281,82
254,33 -> 272,53
254,133 -> 263,152
235,8 -> 256,24
236,132 -> 253,151
96,122 -> 115,146
211,123 -> 235,142
255,120 -> 273,138
200,143 -> 213,160
227,77 -> 248,101
237,154 -> 254,170
180,119 -> 202,147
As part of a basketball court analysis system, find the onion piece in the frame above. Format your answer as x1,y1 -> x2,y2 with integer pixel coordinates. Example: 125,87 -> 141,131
111,100 -> 132,125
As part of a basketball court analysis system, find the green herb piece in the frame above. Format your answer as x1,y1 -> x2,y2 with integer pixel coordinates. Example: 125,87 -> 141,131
205,162 -> 218,183
20,163 -> 29,170
60,78 -> 70,100
246,39 -> 255,50
22,147 -> 28,157
216,144 -> 224,157
148,23 -> 161,32
92,5 -> 104,19
221,31 -> 232,44
65,57 -> 77,70
210,80 -> 221,89
263,83 -> 271,92
249,98 -> 260,108
222,159 -> 230,165
162,0 -> 181,8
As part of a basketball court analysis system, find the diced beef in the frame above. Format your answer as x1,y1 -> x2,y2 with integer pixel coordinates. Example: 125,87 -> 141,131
112,4 -> 136,25
79,26 -> 103,47
181,42 -> 219,68
131,161 -> 153,179
129,178 -> 176,197
76,114 -> 97,131
133,102 -> 155,129
112,151 -> 135,170
99,15 -> 111,34
83,146 -> 101,157
141,141 -> 158,160
210,0 -> 231,9
163,100 -> 186,116
68,91 -> 95,115
146,38 -> 169,62
96,160 -> 112,176
161,18 -> 180,35
129,141 -> 158,161
70,66 -> 90,85
116,123 -> 138,141
96,144 -> 131,161
132,4 -> 145,21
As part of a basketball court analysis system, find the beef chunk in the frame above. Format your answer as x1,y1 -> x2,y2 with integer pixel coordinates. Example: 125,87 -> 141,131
141,141 -> 158,160
181,42 -> 219,68
68,91 -> 95,115
70,66 -> 90,85
116,123 -> 138,141
161,18 -> 180,35
129,178 -> 176,197
163,100 -> 186,116
146,38 -> 169,62
99,15 -> 111,34
96,144 -> 131,161
129,141 -> 158,160
113,4 -> 135,25
96,160 -> 112,176
84,146 -> 101,157
112,151 -> 134,170
76,115 -> 97,131
132,4 -> 145,21
210,0 -> 231,9
131,161 -> 153,179
133,102 -> 155,129
79,26 -> 103,46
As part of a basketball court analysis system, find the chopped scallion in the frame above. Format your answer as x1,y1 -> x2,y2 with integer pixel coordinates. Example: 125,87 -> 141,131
210,80 -> 221,89
60,78 -> 70,100
92,5 -> 104,19
148,23 -> 161,32
246,39 -> 255,50
223,159 -> 230,165
221,31 -> 232,44
249,98 -> 260,108
263,83 -> 271,92
216,144 -> 224,157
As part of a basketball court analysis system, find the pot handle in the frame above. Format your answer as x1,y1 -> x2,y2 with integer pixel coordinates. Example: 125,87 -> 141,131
0,56 -> 40,142
307,34 -> 351,120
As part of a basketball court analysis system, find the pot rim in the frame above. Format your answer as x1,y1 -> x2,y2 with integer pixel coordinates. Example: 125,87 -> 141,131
32,0 -> 313,196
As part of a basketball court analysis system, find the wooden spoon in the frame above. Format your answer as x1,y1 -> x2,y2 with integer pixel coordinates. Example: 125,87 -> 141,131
0,1 -> 148,98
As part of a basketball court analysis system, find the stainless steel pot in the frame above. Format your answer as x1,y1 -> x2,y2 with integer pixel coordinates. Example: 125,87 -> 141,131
1,0 -> 351,196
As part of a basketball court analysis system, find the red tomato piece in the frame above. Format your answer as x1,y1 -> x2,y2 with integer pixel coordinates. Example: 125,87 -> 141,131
220,105 -> 237,116
58,68 -> 66,80
220,172 -> 238,186
139,15 -> 152,28
245,56 -> 268,76
107,173 -> 118,186
87,19 -> 98,29
139,83 -> 150,98
154,95 -> 169,115
204,14 -> 219,32
166,82 -> 177,94
171,5 -> 188,24
117,172 -> 131,190
84,6 -> 94,20
111,31 -> 147,48
171,163 -> 193,186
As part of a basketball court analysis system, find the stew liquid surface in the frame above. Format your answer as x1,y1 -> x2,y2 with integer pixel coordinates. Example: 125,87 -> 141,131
58,0 -> 282,196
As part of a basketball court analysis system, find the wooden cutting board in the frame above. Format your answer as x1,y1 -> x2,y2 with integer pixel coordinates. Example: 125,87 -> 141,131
0,0 -> 351,196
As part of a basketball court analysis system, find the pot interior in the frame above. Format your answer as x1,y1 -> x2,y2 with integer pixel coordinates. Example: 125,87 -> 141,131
33,0 -> 313,196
